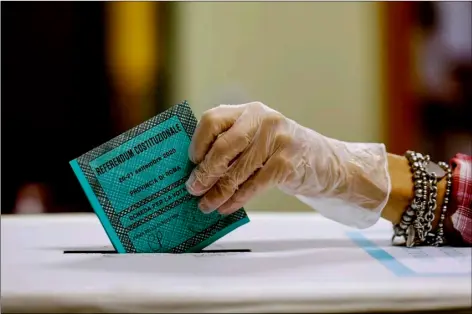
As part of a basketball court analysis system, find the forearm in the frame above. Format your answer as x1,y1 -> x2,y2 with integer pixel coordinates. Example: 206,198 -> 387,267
381,153 -> 446,229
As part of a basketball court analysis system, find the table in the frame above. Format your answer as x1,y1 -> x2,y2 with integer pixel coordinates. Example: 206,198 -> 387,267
1,213 -> 471,313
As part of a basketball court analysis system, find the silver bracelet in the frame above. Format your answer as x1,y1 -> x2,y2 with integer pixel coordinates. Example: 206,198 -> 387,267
432,161 -> 452,246
422,168 -> 438,243
407,151 -> 431,247
392,151 -> 451,247
392,151 -> 429,246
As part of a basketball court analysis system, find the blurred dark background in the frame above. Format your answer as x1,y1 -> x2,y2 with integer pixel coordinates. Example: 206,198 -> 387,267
1,2 -> 470,214
2,2 -> 170,214
2,2 -> 113,213
414,2 -> 472,162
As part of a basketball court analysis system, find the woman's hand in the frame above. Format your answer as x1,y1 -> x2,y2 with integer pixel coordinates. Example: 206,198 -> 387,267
186,102 -> 390,228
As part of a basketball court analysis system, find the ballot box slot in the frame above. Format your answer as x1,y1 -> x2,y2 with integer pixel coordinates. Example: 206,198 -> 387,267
63,249 -> 251,254
199,249 -> 251,253
63,250 -> 118,254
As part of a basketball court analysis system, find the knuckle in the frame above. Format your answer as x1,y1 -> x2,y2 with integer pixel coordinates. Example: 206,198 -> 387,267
248,101 -> 265,110
274,132 -> 292,148
273,154 -> 294,172
269,112 -> 286,127
218,175 -> 239,193
227,200 -> 245,213
200,109 -> 217,126
212,136 -> 232,155
229,178 -> 260,210
199,162 -> 221,183
196,162 -> 208,176
233,131 -> 251,147
238,185 -> 256,202
200,159 -> 226,180
193,165 -> 209,185
261,111 -> 285,129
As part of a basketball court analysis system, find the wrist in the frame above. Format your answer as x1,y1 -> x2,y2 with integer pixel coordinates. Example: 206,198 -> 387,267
338,141 -> 390,212
388,151 -> 452,247
381,154 -> 447,225
293,139 -> 391,228
381,154 -> 413,224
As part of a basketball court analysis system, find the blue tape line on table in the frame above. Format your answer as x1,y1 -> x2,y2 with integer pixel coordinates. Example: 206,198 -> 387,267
347,231 -> 470,278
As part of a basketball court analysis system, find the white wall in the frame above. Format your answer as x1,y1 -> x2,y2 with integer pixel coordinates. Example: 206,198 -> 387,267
169,2 -> 384,212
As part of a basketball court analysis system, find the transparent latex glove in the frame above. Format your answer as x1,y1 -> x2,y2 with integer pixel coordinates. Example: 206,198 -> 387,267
186,102 -> 391,229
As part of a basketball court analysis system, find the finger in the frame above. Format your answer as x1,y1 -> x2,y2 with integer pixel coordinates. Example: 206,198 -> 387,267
197,117 -> 276,211
194,109 -> 288,209
186,111 -> 257,196
197,112 -> 286,208
198,143 -> 265,212
189,104 -> 245,164
217,155 -> 288,215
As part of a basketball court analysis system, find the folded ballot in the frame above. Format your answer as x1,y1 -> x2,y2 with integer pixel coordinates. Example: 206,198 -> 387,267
70,101 -> 249,253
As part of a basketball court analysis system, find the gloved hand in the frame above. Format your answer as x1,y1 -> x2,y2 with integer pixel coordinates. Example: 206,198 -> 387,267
186,102 -> 391,228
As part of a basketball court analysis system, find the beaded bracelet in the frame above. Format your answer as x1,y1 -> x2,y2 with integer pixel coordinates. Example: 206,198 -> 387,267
421,164 -> 439,243
432,162 -> 452,246
407,151 -> 432,246
392,151 -> 428,245
392,151 -> 452,247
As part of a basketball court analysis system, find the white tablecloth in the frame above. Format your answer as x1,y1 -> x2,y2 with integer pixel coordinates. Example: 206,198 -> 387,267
1,213 -> 471,313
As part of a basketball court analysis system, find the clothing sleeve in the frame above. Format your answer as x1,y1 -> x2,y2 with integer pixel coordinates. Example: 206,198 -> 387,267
446,153 -> 472,245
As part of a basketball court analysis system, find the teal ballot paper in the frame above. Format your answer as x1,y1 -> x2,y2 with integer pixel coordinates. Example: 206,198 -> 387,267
70,101 -> 249,253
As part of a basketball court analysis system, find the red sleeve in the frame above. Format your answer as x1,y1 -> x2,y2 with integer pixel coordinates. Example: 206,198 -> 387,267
447,153 -> 472,245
